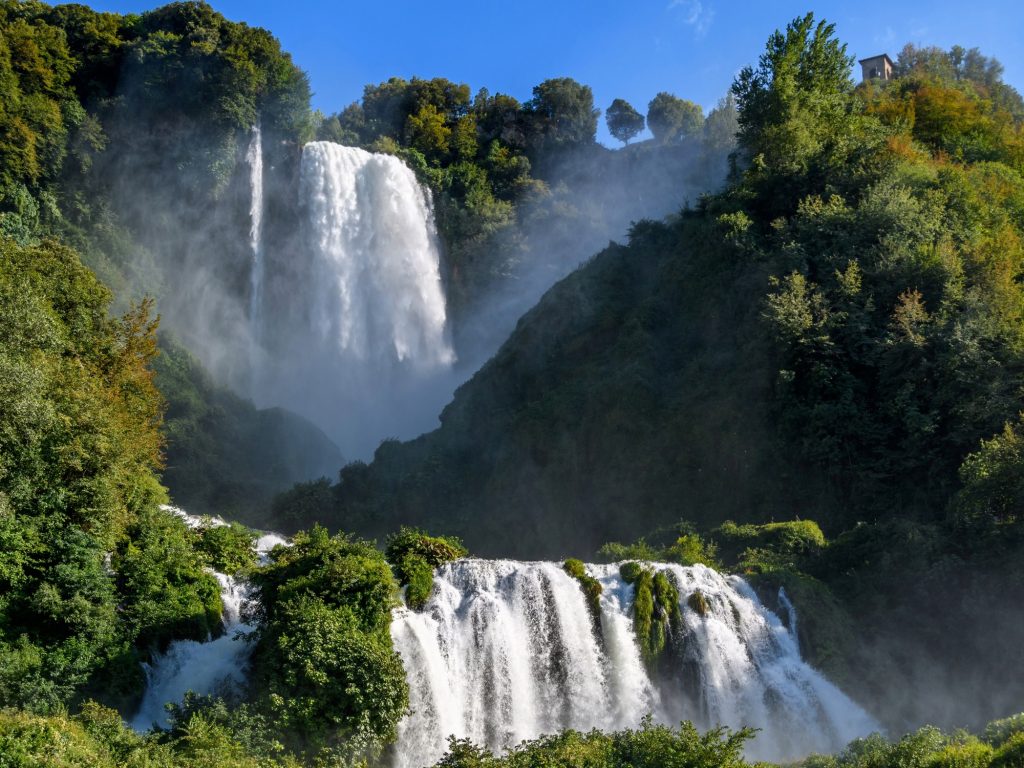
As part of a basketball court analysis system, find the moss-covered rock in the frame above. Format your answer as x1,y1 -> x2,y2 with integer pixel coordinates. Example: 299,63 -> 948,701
621,563 -> 683,668
402,554 -> 435,611
688,588 -> 710,617
385,526 -> 467,610
563,558 -> 603,630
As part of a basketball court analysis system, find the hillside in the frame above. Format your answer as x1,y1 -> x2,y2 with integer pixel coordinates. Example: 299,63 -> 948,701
272,19 -> 1024,731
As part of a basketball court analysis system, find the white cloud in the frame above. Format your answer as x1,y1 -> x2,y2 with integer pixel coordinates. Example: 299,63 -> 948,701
667,0 -> 715,38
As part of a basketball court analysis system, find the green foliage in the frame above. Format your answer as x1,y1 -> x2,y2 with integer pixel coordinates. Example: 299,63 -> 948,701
526,77 -> 600,150
248,526 -> 408,760
991,733 -> 1024,768
985,715 -> 1024,747
714,520 -> 827,567
400,553 -> 435,611
955,416 -> 1024,523
116,505 -> 224,651
647,93 -> 704,143
430,717 -> 754,768
600,525 -> 718,568
606,98 -> 645,146
563,558 -> 603,627
386,526 -> 469,568
195,521 -> 258,574
385,526 -> 466,611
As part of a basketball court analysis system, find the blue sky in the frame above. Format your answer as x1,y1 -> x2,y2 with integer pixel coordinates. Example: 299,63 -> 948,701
86,0 -> 1024,146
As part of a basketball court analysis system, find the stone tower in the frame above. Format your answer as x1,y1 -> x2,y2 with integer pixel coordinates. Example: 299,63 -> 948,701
859,53 -> 894,82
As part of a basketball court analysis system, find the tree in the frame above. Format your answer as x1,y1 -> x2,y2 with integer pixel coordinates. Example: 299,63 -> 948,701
702,93 -> 739,150
731,13 -> 854,172
526,77 -> 600,149
646,92 -> 703,143
606,98 -> 645,145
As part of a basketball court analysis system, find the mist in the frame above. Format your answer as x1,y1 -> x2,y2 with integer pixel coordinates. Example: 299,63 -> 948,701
105,104 -> 733,464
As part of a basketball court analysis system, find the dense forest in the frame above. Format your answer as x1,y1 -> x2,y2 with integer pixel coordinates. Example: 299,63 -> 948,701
2,1 -> 1024,766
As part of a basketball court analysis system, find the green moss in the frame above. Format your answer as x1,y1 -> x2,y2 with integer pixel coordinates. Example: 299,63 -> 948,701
563,559 -> 603,630
386,526 -> 467,611
688,588 -> 710,617
402,554 -> 434,611
653,571 -> 682,631
620,561 -> 644,583
633,569 -> 655,662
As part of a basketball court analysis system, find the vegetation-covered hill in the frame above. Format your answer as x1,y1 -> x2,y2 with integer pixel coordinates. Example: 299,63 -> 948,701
272,16 -> 1024,732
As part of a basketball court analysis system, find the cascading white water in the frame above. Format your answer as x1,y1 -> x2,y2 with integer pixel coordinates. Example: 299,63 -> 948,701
390,560 -> 879,766
246,125 -> 264,338
777,586 -> 799,654
130,508 -> 288,731
246,141 -> 458,457
300,142 -> 454,369
132,515 -> 876,760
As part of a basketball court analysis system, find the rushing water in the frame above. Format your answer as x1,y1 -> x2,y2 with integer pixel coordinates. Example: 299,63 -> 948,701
299,142 -> 453,369
130,509 -> 287,730
246,124 -> 265,340
247,141 -> 458,457
390,559 -> 879,765
134,512 -> 876,761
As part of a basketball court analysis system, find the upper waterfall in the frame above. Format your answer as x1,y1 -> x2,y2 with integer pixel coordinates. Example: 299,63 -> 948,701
246,124 -> 265,339
300,142 -> 454,368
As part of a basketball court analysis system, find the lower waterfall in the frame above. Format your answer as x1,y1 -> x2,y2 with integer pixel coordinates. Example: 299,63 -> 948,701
132,513 -> 877,762
390,560 -> 878,765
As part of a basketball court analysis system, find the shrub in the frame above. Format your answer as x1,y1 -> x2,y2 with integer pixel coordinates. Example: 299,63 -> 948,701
986,714 -> 1024,746
386,526 -> 467,610
195,521 -> 258,574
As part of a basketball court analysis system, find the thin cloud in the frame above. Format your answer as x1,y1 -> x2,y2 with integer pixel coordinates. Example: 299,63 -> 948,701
667,0 -> 714,37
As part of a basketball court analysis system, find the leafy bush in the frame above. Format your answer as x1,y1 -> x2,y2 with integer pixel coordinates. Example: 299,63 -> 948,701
248,526 -> 407,761
991,732 -> 1024,768
385,526 -> 467,610
195,521 -> 258,574
986,714 -> 1024,747
401,553 -> 435,611
713,520 -> 827,568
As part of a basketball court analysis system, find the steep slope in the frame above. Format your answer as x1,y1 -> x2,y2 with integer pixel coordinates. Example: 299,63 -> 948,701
284,216 -> 808,556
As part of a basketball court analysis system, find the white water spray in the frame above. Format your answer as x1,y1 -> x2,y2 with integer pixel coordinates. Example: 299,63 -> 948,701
246,125 -> 264,338
390,560 -> 879,766
300,142 -> 453,368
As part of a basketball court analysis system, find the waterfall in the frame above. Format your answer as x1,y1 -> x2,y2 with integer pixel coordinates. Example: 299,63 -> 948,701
300,142 -> 453,369
246,125 -> 265,339
245,141 -> 457,458
777,586 -> 799,653
390,560 -> 879,766
130,508 -> 286,731
132,514 -> 877,761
